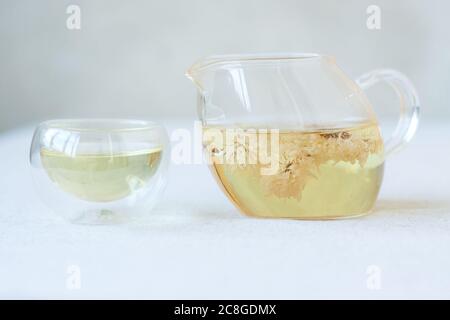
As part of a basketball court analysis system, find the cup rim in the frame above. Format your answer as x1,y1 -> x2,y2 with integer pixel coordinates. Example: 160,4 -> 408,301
39,118 -> 164,133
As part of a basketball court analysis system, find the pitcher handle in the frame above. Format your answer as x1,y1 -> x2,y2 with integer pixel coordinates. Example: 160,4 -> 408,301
356,69 -> 420,157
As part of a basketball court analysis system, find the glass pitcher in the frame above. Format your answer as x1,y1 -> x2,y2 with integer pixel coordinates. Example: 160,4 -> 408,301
186,53 -> 420,219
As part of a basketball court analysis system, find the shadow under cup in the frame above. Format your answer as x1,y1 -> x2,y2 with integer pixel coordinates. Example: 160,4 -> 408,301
30,119 -> 169,224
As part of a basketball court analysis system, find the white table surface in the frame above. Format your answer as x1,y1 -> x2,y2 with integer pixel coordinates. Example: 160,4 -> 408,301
1,120 -> 449,299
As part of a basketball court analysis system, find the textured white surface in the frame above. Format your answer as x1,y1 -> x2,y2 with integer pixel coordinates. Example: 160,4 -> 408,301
0,121 -> 449,299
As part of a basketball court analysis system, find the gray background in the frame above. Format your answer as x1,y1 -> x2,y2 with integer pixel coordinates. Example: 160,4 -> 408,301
0,0 -> 448,131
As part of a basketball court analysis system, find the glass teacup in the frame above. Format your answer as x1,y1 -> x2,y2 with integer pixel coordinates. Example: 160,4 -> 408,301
30,119 -> 169,224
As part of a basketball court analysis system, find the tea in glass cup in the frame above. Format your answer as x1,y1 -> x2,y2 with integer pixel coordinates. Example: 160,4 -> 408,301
30,119 -> 169,224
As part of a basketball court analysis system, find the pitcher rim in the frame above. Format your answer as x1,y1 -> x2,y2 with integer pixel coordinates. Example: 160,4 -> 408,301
186,52 -> 334,77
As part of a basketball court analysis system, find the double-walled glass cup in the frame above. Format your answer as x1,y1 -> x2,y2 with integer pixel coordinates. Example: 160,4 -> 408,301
30,119 -> 169,224
187,53 -> 420,219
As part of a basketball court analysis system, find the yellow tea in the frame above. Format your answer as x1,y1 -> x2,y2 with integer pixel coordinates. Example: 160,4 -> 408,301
204,122 -> 384,219
41,148 -> 162,202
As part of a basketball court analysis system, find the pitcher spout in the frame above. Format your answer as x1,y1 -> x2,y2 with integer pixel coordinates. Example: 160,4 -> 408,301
185,65 -> 204,91
185,57 -> 221,92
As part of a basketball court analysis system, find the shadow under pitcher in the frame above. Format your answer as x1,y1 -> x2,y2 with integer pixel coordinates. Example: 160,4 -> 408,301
186,53 -> 420,219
